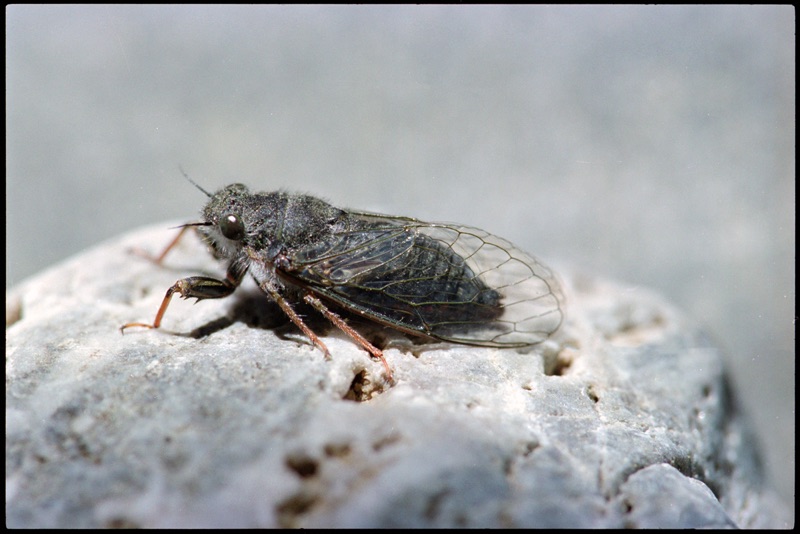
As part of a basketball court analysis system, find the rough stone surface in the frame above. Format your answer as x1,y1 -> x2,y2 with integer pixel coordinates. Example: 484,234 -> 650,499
5,223 -> 791,528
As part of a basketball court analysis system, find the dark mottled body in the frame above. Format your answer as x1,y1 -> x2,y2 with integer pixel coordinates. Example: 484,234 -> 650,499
123,183 -> 565,381
198,184 -> 562,346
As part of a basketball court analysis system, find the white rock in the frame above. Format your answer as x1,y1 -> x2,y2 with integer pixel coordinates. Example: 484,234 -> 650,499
5,223 -> 790,528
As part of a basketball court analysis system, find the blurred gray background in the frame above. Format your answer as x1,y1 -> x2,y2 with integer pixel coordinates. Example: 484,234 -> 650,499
6,5 -> 794,510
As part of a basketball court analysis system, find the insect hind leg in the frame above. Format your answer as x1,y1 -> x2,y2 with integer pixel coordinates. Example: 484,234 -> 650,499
303,293 -> 394,384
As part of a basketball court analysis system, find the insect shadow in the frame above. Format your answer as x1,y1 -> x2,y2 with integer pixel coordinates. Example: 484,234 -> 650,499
181,285 -> 418,354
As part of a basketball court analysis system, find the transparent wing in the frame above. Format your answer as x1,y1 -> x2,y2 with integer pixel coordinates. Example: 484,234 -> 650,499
287,212 -> 564,347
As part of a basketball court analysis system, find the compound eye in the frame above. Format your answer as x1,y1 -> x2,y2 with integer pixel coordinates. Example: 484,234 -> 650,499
219,213 -> 245,241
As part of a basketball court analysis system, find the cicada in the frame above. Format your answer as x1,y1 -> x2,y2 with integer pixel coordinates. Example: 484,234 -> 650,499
121,181 -> 565,382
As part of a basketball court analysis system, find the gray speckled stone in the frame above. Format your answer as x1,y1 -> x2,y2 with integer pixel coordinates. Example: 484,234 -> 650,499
5,223 -> 791,528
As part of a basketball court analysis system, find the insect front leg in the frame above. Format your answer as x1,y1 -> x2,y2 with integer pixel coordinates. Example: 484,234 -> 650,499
121,263 -> 245,332
129,224 -> 195,265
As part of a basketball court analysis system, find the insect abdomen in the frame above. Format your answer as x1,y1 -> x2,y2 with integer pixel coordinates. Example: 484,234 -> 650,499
307,231 -> 502,332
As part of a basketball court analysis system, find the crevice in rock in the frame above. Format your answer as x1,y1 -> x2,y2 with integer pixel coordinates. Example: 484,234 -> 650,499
103,516 -> 142,528
275,490 -> 319,528
342,369 -> 384,402
285,452 -> 319,479
424,488 -> 450,520
371,432 -> 401,452
322,441 -> 351,458
546,354 -> 572,376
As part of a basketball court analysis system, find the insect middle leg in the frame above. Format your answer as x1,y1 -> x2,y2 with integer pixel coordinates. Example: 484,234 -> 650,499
259,279 -> 393,382
256,278 -> 333,360
302,293 -> 394,383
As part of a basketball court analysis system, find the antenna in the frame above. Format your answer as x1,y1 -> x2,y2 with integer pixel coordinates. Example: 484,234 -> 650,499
179,166 -> 212,198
